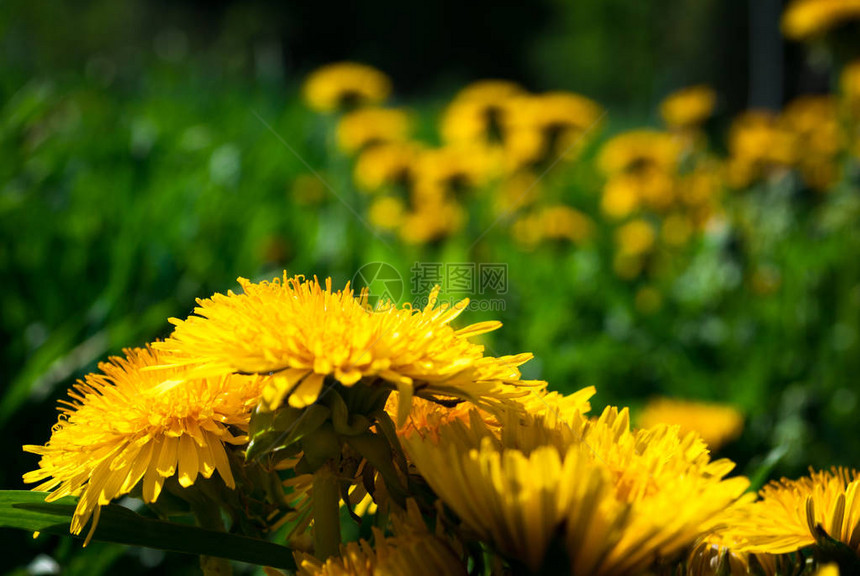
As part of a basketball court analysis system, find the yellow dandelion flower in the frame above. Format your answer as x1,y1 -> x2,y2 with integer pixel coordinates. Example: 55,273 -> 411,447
303,62 -> 391,113
512,206 -> 594,250
782,0 -> 860,40
817,564 -> 841,576
155,274 -> 540,419
733,467 -> 860,555
414,144 -> 500,192
367,195 -> 406,231
637,398 -> 744,451
440,80 -> 526,146
402,405 -> 748,575
678,164 -> 722,207
783,96 -> 844,157
540,205 -> 594,244
601,174 -> 642,219
398,196 -> 465,245
781,96 -> 845,191
616,219 -> 656,257
353,141 -> 423,193
598,130 -> 681,176
580,406 -> 746,502
504,91 -> 604,169
335,108 -> 412,155
660,85 -> 717,129
636,167 -> 677,212
727,111 -> 797,188
293,526 -> 467,576
23,346 -> 261,543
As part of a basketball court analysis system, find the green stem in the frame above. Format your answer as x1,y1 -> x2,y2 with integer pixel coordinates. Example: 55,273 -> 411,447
182,486 -> 234,576
312,463 -> 342,560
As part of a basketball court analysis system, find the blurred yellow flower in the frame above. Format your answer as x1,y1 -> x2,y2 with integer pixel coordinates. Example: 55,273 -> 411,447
399,195 -> 465,245
23,346 -> 261,543
601,175 -> 641,219
336,107 -> 411,155
513,205 -> 594,249
440,80 -> 526,146
616,219 -> 656,257
155,274 -> 540,420
782,0 -> 860,40
783,96 -> 843,157
636,167 -> 677,212
660,85 -> 717,129
782,96 -> 844,190
367,195 -> 406,231
734,467 -> 860,555
542,205 -> 594,243
726,112 -> 797,187
353,141 -> 423,193
678,164 -> 722,207
303,62 -> 391,113
637,398 -> 744,451
598,130 -> 681,175
415,144 -> 500,192
504,91 -> 604,169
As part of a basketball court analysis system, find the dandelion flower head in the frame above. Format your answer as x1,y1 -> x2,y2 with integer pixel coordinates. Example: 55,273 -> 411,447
156,274 -> 541,422
23,346 -> 260,542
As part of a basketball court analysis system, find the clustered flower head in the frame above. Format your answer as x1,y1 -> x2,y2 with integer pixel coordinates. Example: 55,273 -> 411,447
153,274 -> 539,420
23,346 -> 263,543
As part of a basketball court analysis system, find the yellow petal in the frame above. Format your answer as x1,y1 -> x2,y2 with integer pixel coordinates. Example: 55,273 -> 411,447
177,434 -> 200,488
157,435 -> 179,477
288,373 -> 325,408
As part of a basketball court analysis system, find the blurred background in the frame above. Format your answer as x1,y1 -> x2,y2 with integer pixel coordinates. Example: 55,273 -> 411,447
2,0 -> 860,573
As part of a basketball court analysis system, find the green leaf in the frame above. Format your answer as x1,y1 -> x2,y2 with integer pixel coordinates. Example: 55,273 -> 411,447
0,491 -> 296,570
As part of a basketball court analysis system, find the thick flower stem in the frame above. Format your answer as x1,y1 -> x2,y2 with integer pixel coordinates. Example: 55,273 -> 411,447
184,488 -> 234,576
312,462 -> 342,560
